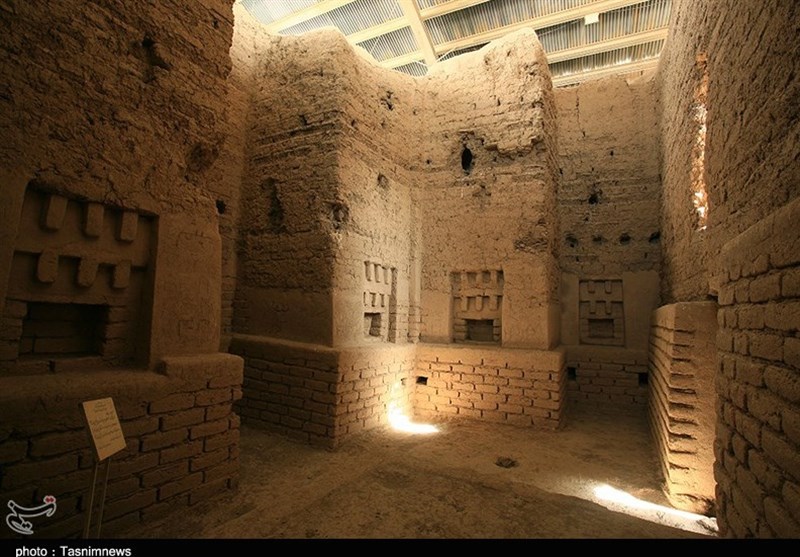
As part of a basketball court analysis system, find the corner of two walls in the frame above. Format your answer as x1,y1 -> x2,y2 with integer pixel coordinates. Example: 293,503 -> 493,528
656,0 -> 800,536
0,0 -> 244,538
230,25 -> 421,447
414,31 -> 566,429
554,73 -> 662,414
232,28 -> 570,442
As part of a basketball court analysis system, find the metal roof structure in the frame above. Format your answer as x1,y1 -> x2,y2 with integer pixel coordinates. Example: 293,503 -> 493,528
239,0 -> 671,86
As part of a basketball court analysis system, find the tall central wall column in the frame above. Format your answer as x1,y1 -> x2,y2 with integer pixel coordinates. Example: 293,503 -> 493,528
413,30 -> 566,428
232,17 -> 566,443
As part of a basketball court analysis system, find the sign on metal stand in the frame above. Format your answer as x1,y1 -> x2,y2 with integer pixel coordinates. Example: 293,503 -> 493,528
81,397 -> 127,539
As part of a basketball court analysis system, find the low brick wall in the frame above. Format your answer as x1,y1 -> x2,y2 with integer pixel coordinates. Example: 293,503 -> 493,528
336,346 -> 416,439
0,354 -> 243,539
648,302 -> 717,514
413,344 -> 566,429
566,346 -> 649,412
713,198 -> 800,537
230,335 -> 415,448
230,335 -> 340,447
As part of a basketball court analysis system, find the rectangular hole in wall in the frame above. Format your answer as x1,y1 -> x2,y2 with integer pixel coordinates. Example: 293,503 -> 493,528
588,318 -> 615,339
567,366 -> 577,381
466,319 -> 496,343
364,312 -> 382,337
638,372 -> 648,386
416,376 -> 428,385
21,302 -> 107,357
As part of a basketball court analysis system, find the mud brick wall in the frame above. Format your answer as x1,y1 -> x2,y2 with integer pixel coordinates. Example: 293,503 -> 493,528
648,302 -> 717,515
657,0 -> 799,302
555,74 -> 661,278
229,24 -> 566,445
713,199 -> 800,537
232,22 -> 350,346
0,0 -> 244,539
231,335 -> 340,447
328,32 -> 420,348
419,30 -> 561,350
0,0 -> 244,346
233,11 -> 422,350
0,355 -> 242,539
414,345 -> 566,429
215,2 -> 256,349
654,0 -> 799,537
335,346 -> 416,439
230,335 -> 415,448
655,0 -> 712,303
555,74 -> 662,404
560,272 -> 660,413
566,347 -> 649,412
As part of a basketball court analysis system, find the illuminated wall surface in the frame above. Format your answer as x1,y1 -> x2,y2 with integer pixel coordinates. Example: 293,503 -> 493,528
0,0 -> 798,539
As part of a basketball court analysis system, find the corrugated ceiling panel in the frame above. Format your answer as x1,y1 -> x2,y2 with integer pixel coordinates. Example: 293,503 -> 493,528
549,38 -> 665,79
424,0 -> 595,45
537,0 -> 670,53
240,0 -> 671,85
278,0 -> 402,35
394,61 -> 429,76
416,0 -> 444,8
240,0 -> 322,26
356,25 -> 419,61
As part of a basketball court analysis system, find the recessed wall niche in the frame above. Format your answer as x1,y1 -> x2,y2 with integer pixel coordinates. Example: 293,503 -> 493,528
362,260 -> 396,342
578,279 -> 624,346
451,270 -> 503,343
0,185 -> 156,374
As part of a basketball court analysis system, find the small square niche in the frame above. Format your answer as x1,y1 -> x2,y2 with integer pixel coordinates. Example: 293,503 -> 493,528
364,312 -> 382,338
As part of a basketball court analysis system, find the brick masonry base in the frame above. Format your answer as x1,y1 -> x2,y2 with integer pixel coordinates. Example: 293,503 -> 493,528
233,336 -> 567,443
0,354 -> 243,539
648,302 -> 717,515
414,344 -> 566,429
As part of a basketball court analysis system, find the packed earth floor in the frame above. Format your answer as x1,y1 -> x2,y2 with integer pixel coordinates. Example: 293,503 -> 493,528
120,406 -> 716,539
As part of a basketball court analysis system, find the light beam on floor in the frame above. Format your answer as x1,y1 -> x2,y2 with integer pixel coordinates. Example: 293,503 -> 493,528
387,382 -> 439,434
388,410 -> 439,434
592,483 -> 718,536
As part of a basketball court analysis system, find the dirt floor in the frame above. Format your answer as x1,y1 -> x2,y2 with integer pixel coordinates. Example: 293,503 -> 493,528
119,406 -> 718,539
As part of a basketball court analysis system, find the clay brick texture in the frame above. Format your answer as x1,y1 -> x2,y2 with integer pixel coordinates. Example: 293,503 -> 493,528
658,0 -> 799,303
227,11 -> 566,445
414,345 -> 566,429
0,0 -> 245,540
0,355 -> 242,539
555,76 -> 661,279
0,0 -> 797,541
648,302 -> 717,514
658,0 -> 799,537
566,348 -> 649,412
712,199 -> 800,537
231,336 -> 416,448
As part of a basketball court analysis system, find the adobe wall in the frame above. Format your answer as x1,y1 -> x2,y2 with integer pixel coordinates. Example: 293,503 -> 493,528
0,0 -> 243,538
555,75 -> 661,279
232,23 -> 566,438
658,0 -> 798,303
420,32 -> 560,350
658,0 -> 799,537
713,199 -> 800,537
232,27 -> 339,346
409,32 -> 565,428
414,345 -> 565,428
554,75 -> 661,412
648,302 -> 717,514
229,8 -> 421,444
